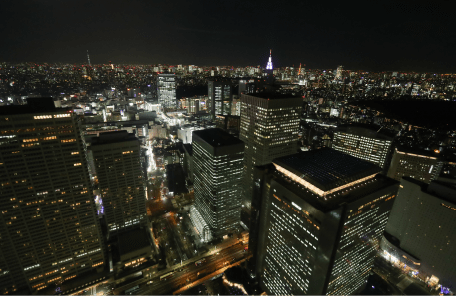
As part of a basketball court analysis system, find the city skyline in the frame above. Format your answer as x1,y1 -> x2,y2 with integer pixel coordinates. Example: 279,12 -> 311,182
1,0 -> 455,72
1,1 -> 455,295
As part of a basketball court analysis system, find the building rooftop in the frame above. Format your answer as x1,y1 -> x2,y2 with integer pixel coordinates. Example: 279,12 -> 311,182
183,143 -> 193,155
193,128 -> 243,147
395,145 -> 442,159
118,228 -> 151,256
166,163 -> 188,195
90,131 -> 138,145
243,93 -> 301,100
0,97 -> 69,115
335,124 -> 395,140
273,149 -> 382,194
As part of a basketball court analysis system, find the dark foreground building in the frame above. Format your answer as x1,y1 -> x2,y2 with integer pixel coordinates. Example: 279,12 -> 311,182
0,99 -> 105,294
380,177 -> 456,290
251,149 -> 399,295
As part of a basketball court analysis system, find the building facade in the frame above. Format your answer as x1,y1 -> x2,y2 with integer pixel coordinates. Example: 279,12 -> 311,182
332,125 -> 393,171
88,131 -> 146,237
252,149 -> 399,295
157,73 -> 176,109
192,128 -> 244,239
0,99 -> 105,294
387,147 -> 443,183
380,177 -> 456,289
239,93 -> 302,228
208,79 -> 235,120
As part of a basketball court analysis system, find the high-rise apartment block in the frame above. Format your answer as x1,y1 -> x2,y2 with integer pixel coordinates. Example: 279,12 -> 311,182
252,149 -> 398,295
332,125 -> 393,171
240,93 -> 302,227
208,79 -> 235,120
192,128 -> 244,239
380,177 -> 456,289
0,99 -> 105,294
387,147 -> 443,183
88,131 -> 146,237
157,73 -> 176,109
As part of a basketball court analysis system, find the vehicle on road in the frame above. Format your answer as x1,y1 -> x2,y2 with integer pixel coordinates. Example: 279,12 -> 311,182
160,272 -> 174,281
147,281 -> 153,285
195,258 -> 206,266
124,285 -> 139,295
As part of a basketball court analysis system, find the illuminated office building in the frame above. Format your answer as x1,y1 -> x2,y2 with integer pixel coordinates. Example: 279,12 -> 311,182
380,177 -> 456,290
0,99 -> 105,294
157,73 -> 176,109
192,128 -> 244,239
387,147 -> 443,184
240,93 -> 302,228
332,125 -> 393,171
88,131 -> 146,237
253,149 -> 398,295
208,79 -> 235,120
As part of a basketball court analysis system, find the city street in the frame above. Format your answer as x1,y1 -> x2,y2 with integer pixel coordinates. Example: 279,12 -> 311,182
114,243 -> 247,295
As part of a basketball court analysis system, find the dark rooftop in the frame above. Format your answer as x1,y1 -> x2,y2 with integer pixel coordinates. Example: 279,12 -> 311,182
90,131 -> 138,145
118,228 -> 151,256
273,149 -> 382,193
165,163 -> 188,195
243,93 -> 301,100
335,124 -> 395,140
193,128 -> 243,147
0,97 -> 70,115
183,143 -> 193,155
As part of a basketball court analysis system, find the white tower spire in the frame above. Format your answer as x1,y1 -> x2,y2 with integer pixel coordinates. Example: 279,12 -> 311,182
266,49 -> 273,70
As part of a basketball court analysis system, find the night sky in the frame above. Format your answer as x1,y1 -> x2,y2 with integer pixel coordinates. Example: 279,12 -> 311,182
1,0 -> 454,72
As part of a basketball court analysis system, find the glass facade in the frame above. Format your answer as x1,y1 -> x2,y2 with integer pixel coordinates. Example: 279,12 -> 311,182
157,74 -> 176,108
239,94 -> 302,226
192,129 -> 244,238
208,80 -> 233,120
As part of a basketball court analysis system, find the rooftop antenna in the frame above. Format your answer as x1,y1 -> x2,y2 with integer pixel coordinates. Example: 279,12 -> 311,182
87,50 -> 91,66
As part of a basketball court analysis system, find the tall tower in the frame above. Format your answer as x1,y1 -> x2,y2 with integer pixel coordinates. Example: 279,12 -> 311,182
334,65 -> 343,81
87,50 -> 91,66
88,131 -> 146,238
266,49 -> 273,70
192,128 -> 244,239
157,73 -> 176,109
208,79 -> 234,120
239,93 -> 302,229
253,149 -> 399,295
0,98 -> 105,294
265,50 -> 274,84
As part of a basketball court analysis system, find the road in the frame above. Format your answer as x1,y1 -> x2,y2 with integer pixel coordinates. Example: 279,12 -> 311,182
147,198 -> 174,217
116,243 -> 247,295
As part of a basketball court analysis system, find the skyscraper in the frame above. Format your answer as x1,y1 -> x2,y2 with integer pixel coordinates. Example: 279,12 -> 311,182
192,128 -> 244,239
332,125 -> 393,171
208,79 -> 235,120
239,93 -> 302,228
252,149 -> 398,295
380,177 -> 456,290
157,73 -> 176,109
0,99 -> 105,294
88,131 -> 146,238
387,147 -> 443,183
